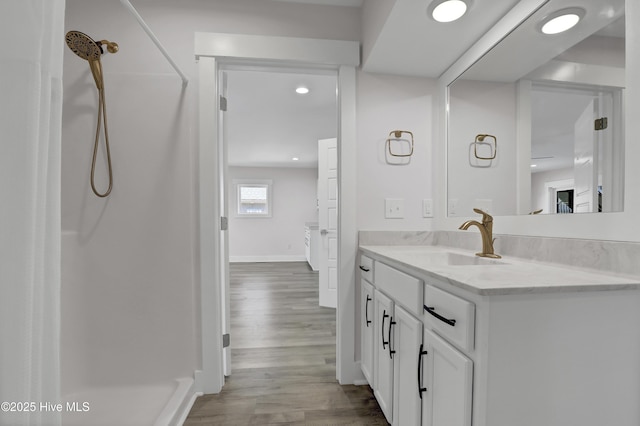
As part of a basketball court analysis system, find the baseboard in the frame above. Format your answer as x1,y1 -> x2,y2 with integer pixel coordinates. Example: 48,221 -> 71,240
154,377 -> 198,426
229,255 -> 307,263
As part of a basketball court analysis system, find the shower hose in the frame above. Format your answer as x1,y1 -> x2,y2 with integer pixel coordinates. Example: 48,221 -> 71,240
91,86 -> 113,198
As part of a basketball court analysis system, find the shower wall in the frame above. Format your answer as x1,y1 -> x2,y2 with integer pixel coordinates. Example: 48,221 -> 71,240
61,0 -> 361,414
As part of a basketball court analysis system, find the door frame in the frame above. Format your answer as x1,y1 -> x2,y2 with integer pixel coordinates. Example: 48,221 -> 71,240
195,33 -> 361,393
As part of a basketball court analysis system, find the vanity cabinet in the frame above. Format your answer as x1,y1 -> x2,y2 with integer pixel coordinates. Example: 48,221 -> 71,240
421,328 -> 473,426
373,290 -> 394,421
359,252 -> 475,426
392,304 -> 423,426
360,278 -> 375,386
359,254 -> 432,426
360,245 -> 640,426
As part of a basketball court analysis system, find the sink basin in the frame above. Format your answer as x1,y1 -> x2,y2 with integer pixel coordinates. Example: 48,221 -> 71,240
442,252 -> 504,265
369,247 -> 506,266
415,251 -> 505,266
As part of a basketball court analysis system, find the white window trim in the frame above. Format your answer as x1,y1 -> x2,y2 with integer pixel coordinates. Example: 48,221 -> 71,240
234,179 -> 273,218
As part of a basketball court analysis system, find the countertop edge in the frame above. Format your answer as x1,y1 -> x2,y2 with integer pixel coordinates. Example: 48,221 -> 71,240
359,245 -> 640,296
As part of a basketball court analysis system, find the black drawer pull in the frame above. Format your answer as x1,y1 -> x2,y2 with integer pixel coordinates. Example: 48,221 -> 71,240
365,295 -> 372,326
424,305 -> 456,327
388,317 -> 396,359
359,265 -> 370,272
382,310 -> 389,349
418,344 -> 428,399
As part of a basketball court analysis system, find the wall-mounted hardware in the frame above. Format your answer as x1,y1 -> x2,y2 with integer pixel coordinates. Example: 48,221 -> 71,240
594,117 -> 608,131
385,130 -> 414,165
473,134 -> 497,160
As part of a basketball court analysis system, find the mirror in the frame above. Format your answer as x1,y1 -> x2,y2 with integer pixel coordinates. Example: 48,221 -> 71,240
447,0 -> 625,217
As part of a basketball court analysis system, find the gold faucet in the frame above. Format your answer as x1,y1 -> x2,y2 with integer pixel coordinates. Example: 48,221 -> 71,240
459,208 -> 501,259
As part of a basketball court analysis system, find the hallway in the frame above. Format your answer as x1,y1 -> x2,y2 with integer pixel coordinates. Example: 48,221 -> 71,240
184,262 -> 387,425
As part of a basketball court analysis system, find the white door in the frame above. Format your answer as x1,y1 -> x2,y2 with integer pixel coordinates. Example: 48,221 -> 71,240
219,70 -> 231,376
573,99 -> 598,213
360,279 -> 375,386
318,138 -> 338,308
393,305 -> 423,426
421,328 -> 473,426
374,290 -> 394,423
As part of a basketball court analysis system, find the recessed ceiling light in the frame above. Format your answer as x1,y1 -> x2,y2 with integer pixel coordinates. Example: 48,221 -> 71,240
295,86 -> 309,95
531,164 -> 538,168
292,157 -> 300,161
539,8 -> 585,35
429,0 -> 468,23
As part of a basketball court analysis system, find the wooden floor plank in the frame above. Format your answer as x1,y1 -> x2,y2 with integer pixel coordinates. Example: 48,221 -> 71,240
184,261 -> 387,425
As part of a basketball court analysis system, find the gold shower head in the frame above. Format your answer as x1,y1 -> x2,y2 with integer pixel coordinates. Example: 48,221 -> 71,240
65,31 -> 104,61
65,31 -> 119,60
65,31 -> 118,90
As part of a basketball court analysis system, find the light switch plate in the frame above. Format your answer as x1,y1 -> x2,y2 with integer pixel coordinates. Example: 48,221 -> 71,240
448,199 -> 458,216
385,198 -> 404,219
423,199 -> 434,218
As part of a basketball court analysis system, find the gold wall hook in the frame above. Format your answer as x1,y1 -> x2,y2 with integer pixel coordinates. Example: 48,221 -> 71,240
473,134 -> 497,160
386,130 -> 414,157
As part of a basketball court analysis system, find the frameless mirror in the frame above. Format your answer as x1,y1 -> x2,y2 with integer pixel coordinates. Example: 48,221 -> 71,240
447,0 -> 625,217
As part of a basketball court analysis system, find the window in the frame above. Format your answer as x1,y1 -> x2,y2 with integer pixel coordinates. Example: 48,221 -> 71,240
235,180 -> 272,217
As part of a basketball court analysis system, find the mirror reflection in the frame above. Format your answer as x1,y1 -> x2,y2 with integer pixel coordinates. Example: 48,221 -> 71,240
447,0 -> 625,217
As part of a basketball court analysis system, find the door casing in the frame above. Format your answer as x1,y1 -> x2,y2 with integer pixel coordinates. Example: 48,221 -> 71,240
195,32 -> 361,393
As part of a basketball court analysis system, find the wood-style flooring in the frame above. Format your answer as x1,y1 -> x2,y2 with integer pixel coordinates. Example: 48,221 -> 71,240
184,261 -> 388,425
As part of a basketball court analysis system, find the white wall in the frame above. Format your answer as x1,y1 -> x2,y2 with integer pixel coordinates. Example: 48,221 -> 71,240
228,166 -> 318,262
357,71 -> 437,230
61,68 -> 197,389
448,80 -> 518,217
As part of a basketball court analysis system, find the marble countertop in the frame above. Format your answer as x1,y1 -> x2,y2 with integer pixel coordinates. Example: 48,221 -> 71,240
359,245 -> 640,296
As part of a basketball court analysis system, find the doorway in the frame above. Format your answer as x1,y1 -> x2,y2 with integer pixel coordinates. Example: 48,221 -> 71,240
222,66 -> 338,375
195,33 -> 360,393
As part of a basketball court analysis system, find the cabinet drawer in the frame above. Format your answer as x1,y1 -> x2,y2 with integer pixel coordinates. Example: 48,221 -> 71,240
375,262 -> 423,317
359,254 -> 374,282
424,285 -> 475,352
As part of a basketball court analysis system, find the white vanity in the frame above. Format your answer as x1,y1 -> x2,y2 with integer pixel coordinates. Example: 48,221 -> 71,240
358,244 -> 640,426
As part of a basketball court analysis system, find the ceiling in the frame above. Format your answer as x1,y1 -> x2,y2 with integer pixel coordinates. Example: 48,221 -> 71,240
226,69 -> 337,169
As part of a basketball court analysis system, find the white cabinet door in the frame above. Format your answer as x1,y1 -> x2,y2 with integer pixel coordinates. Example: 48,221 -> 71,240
392,305 -> 423,426
373,290 -> 394,423
360,279 -> 375,386
421,328 -> 473,426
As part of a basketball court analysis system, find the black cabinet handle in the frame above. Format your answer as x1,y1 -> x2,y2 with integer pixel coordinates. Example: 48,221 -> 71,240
418,344 -> 428,399
424,305 -> 456,327
388,317 -> 396,359
359,265 -> 370,272
382,310 -> 389,349
365,295 -> 372,326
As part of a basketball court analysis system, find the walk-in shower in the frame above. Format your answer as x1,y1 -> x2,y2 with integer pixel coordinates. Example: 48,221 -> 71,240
65,31 -> 118,197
